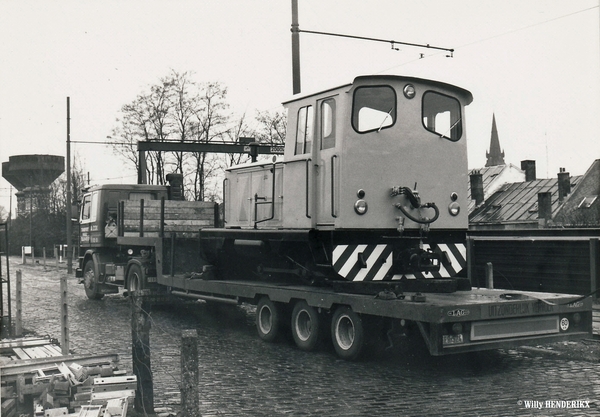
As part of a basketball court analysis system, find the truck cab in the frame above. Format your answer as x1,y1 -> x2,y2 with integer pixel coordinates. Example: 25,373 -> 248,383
79,184 -> 170,248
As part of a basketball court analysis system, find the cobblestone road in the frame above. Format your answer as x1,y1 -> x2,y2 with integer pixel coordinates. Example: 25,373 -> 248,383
3,258 -> 600,416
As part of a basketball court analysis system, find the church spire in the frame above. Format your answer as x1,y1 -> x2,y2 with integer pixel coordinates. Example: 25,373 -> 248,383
485,113 -> 505,167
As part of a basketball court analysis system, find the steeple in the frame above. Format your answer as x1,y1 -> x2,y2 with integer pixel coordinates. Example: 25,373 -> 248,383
485,114 -> 505,167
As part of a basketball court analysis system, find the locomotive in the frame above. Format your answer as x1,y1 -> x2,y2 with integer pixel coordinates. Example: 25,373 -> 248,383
201,74 -> 471,288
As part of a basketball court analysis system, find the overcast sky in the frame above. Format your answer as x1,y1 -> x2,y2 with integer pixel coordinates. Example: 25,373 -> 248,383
1,0 -> 599,212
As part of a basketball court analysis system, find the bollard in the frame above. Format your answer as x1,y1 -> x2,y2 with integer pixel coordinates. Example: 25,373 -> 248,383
43,247 -> 47,270
131,289 -> 154,414
15,270 -> 22,337
180,329 -> 199,416
55,246 -> 59,266
486,262 -> 494,289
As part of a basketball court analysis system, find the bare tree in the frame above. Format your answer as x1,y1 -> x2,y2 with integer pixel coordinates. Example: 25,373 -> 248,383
110,71 -> 232,200
254,109 -> 287,145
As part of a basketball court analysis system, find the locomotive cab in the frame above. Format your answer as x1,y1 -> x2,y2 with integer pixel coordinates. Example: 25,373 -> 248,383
222,75 -> 473,283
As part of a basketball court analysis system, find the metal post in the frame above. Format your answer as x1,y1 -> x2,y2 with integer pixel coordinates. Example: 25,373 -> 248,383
180,329 -> 199,416
590,238 -> 598,299
43,247 -> 46,270
291,0 -> 301,94
138,150 -> 147,185
15,270 -> 22,337
466,236 -> 473,286
485,262 -> 494,289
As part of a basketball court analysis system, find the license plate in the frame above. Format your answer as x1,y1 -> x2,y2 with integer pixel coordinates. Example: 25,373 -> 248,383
443,334 -> 464,345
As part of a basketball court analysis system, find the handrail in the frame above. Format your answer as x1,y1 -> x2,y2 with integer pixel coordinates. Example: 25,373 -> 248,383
305,158 -> 311,219
331,155 -> 338,218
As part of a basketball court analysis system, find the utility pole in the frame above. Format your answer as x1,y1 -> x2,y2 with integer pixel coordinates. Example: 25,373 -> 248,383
62,97 -> 71,355
66,97 -> 73,274
291,0 -> 301,95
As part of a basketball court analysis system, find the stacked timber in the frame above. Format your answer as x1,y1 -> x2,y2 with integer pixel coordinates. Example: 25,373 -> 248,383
0,337 -> 135,416
122,199 -> 218,238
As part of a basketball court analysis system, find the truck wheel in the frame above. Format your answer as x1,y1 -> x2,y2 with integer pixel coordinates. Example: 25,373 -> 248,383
331,306 -> 364,361
83,259 -> 103,300
291,300 -> 321,351
256,297 -> 281,342
127,263 -> 146,292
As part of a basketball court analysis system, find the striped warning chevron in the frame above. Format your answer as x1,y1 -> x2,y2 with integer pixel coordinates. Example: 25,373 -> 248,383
332,243 -> 466,281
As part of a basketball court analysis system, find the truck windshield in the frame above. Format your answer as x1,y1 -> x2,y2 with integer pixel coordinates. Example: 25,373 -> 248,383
422,91 -> 463,141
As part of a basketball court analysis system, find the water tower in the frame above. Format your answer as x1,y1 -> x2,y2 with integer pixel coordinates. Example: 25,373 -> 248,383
2,154 -> 65,216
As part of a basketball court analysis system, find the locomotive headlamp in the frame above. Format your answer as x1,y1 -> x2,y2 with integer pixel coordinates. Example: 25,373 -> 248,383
450,192 -> 458,201
403,84 -> 416,99
357,189 -> 366,198
354,199 -> 368,215
573,313 -> 581,324
451,323 -> 463,335
127,249 -> 134,255
448,202 -> 460,216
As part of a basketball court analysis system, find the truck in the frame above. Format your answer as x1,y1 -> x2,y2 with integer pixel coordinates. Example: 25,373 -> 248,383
77,75 -> 593,360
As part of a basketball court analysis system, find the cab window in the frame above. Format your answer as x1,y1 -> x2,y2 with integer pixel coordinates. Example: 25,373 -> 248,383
352,86 -> 396,133
80,192 -> 98,223
321,99 -> 336,150
295,105 -> 314,155
422,91 -> 463,141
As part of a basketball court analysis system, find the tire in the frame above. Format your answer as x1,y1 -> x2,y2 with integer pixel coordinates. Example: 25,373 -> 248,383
127,263 -> 146,293
83,259 -> 103,300
331,306 -> 365,361
291,300 -> 321,351
256,297 -> 281,342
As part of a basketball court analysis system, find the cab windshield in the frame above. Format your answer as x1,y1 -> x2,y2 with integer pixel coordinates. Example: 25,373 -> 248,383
422,91 -> 463,141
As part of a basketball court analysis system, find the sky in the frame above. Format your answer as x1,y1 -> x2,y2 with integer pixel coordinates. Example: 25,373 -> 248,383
1,0 -> 599,214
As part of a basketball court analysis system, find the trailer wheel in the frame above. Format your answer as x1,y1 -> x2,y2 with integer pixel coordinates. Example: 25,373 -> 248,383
291,300 -> 321,351
127,263 -> 146,292
331,306 -> 364,361
256,297 -> 281,342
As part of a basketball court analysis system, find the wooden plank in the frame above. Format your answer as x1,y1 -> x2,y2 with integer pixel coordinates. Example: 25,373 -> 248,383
12,347 -> 31,360
0,338 -> 53,350
24,347 -> 50,359
94,375 -> 137,385
104,397 -> 128,416
90,389 -> 135,404
123,219 -> 213,229
77,405 -> 103,417
44,407 -> 68,416
44,344 -> 64,357
92,375 -> 137,392
0,353 -> 119,377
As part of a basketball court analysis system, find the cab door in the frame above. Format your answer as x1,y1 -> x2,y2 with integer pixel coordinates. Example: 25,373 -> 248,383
314,97 -> 339,228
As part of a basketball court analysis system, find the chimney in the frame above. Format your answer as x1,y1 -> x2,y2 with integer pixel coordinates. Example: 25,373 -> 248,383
470,170 -> 484,206
557,168 -> 571,201
538,192 -> 552,220
521,160 -> 536,182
